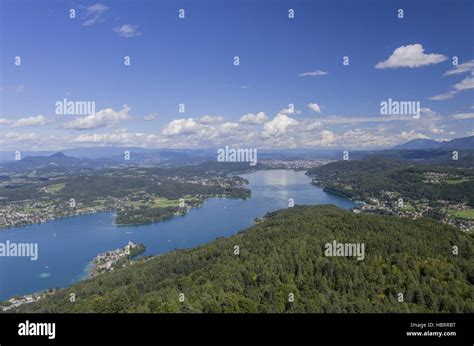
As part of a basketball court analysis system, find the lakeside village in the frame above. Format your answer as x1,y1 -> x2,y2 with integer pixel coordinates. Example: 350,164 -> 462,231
353,198 -> 473,232
0,241 -> 145,312
312,172 -> 474,233
261,159 -> 334,171
0,174 -> 246,229
89,241 -> 145,277
0,199 -> 116,229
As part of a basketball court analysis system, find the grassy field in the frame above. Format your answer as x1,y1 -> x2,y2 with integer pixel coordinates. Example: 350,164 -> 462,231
445,179 -> 467,185
44,183 -> 65,193
149,197 -> 179,208
93,198 -> 107,206
124,196 -> 180,209
455,209 -> 474,220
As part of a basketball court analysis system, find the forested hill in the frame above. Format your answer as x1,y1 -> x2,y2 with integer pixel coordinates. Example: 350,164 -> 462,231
12,205 -> 474,313
306,157 -> 474,205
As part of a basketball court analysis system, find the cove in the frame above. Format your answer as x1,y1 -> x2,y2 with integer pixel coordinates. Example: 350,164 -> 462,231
0,170 -> 354,300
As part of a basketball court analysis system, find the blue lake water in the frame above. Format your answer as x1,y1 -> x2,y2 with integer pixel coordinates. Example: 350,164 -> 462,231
0,170 -> 354,300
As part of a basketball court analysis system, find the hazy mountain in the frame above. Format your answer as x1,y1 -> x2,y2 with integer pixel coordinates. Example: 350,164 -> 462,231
393,138 -> 443,150
0,147 -> 342,165
0,152 -> 100,172
0,136 -> 472,168
439,136 -> 474,150
393,136 -> 474,150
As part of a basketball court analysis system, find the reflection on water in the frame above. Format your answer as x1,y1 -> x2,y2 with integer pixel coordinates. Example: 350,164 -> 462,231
247,169 -> 302,186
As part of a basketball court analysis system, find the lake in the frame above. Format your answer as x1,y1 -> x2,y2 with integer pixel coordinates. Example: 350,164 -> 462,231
0,169 -> 354,300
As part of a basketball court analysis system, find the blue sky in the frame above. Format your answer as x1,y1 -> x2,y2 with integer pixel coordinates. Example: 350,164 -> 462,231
0,0 -> 473,150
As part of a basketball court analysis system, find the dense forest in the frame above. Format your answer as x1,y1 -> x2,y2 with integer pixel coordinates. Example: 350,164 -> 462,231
10,205 -> 474,313
115,206 -> 182,225
307,158 -> 474,206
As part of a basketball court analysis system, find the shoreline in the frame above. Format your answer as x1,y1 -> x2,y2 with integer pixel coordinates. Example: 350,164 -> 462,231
0,169 -> 350,302
0,191 -> 251,231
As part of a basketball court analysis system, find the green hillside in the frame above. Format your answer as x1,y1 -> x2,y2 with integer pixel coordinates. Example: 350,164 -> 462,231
307,157 -> 474,205
12,205 -> 474,313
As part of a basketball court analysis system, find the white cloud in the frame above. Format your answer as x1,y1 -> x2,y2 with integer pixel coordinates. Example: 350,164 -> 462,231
158,116 -> 252,147
114,24 -> 141,38
430,127 -> 445,134
299,130 -> 336,147
62,105 -> 130,130
375,44 -> 447,69
11,115 -> 47,127
318,130 -> 336,145
324,128 -> 432,149
450,113 -> 474,120
239,112 -> 267,124
162,118 -> 200,136
144,114 -> 156,121
86,3 -> 109,14
3,100 -> 468,150
415,109 -> 443,131
300,120 -> 322,132
430,64 -> 474,101
157,112 -> 443,149
310,115 -> 415,125
428,91 -> 456,101
399,130 -> 430,140
340,128 -> 396,148
200,115 -> 224,124
0,132 -> 41,145
279,106 -> 301,115
73,129 -> 162,146
298,70 -> 327,77
216,122 -> 240,137
73,129 -> 128,143
82,3 -> 109,26
419,107 -> 437,117
307,103 -> 321,113
297,127 -> 429,149
261,113 -> 299,138
453,72 -> 474,91
444,60 -> 474,76
147,109 -> 461,148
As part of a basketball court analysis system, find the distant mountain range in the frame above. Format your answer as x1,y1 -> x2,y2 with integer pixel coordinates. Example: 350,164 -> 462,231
352,136 -> 474,167
19,152 -> 85,165
0,148 -> 216,167
393,136 -> 474,150
0,136 -> 472,171
0,147 -> 344,165
0,152 -> 102,173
